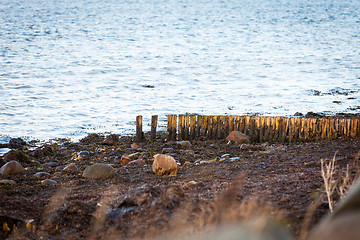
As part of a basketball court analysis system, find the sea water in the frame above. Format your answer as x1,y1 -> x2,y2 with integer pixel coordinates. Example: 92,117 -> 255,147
1,0 -> 359,142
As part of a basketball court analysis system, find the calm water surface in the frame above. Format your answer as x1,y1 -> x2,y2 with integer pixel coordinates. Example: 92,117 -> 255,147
1,0 -> 359,142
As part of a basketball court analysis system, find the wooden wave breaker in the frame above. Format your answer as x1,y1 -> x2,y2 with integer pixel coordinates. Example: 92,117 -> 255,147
135,115 -> 360,143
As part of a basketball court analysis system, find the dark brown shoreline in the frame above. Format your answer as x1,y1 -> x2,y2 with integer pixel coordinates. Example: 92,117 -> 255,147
1,131 -> 360,239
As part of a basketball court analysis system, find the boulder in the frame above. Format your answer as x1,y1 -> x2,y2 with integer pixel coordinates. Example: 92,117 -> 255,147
226,131 -> 250,144
0,161 -> 25,175
152,154 -> 177,176
82,163 -> 115,179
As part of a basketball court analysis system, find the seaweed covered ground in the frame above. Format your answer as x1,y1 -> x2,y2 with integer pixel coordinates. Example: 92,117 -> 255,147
1,132 -> 360,240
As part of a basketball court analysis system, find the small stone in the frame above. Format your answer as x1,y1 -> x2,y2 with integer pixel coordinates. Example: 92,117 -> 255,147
41,179 -> 57,185
103,134 -> 119,146
43,162 -> 59,168
0,179 -> 16,185
121,155 -> 132,165
83,163 -> 115,179
131,142 -> 141,150
63,164 -> 78,172
78,150 -> 90,160
34,172 -> 51,179
176,141 -> 192,147
226,131 -> 250,144
128,159 -> 146,166
240,144 -> 251,150
162,148 -> 175,154
0,161 -> 25,175
52,172 -> 62,178
152,154 -> 177,176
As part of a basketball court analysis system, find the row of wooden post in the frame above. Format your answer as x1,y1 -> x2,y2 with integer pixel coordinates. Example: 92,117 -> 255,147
136,115 -> 360,143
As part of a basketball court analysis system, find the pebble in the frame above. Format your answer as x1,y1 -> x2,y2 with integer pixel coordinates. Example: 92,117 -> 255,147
103,134 -> 119,146
34,172 -> 51,179
52,172 -> 62,178
152,154 -> 177,176
0,161 -> 25,175
41,179 -> 57,185
162,148 -> 175,154
226,131 -> 250,144
42,162 -> 59,168
121,155 -> 132,165
0,179 -> 16,185
63,164 -> 78,172
240,144 -> 251,150
82,163 -> 115,179
176,141 -> 192,147
78,150 -> 90,160
128,159 -> 146,166
131,142 -> 141,150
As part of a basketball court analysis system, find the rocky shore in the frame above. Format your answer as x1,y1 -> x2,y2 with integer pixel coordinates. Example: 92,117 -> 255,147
1,132 -> 359,239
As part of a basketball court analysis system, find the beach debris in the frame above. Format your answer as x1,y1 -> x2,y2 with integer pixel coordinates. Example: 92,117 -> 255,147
82,163 -> 115,179
0,161 -> 25,175
226,131 -> 250,144
152,154 -> 177,176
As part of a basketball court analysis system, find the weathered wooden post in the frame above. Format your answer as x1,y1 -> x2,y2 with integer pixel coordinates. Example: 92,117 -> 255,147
167,115 -> 177,141
151,115 -> 158,140
190,115 -> 197,139
196,115 -> 202,138
136,115 -> 143,142
184,115 -> 190,140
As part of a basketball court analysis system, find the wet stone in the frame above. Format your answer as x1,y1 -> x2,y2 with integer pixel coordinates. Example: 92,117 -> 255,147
41,179 -> 57,185
42,162 -> 59,168
0,161 -> 25,175
0,179 -> 16,185
82,163 -> 115,179
128,159 -> 146,166
78,150 -> 90,160
63,164 -> 78,172
176,141 -> 192,147
34,172 -> 51,179
121,155 -> 132,165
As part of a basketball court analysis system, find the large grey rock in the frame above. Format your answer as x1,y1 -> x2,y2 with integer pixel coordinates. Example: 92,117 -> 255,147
82,163 -> 115,179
